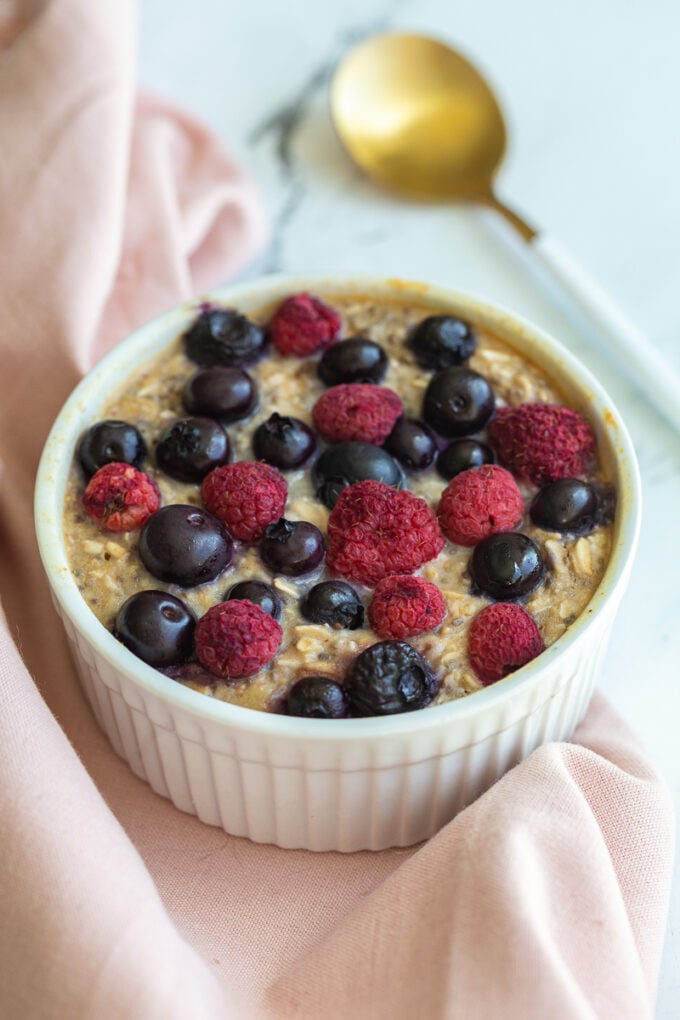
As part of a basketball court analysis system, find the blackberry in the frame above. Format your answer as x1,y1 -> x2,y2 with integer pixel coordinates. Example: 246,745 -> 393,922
345,641 -> 439,716
183,307 -> 266,366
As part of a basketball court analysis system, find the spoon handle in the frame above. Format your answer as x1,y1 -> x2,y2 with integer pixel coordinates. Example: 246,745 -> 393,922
531,234 -> 680,434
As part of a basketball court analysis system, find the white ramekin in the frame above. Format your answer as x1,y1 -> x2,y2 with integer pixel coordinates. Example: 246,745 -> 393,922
35,275 -> 641,852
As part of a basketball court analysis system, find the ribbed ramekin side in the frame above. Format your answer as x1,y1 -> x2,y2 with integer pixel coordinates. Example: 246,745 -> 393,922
59,592 -> 617,852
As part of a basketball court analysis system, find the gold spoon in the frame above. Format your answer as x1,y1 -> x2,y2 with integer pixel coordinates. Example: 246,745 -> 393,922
331,32 -> 680,433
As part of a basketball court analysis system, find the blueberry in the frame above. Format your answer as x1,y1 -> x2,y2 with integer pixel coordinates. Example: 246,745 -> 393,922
423,367 -> 495,437
113,590 -> 195,667
286,676 -> 349,719
408,315 -> 476,370
470,532 -> 545,600
139,505 -> 233,587
183,307 -> 266,366
346,641 -> 439,716
530,478 -> 598,535
260,518 -> 325,576
252,413 -> 317,469
317,337 -> 388,385
383,417 -> 437,470
78,420 -> 146,477
436,438 -> 496,480
155,417 -> 230,483
226,579 -> 282,620
312,441 -> 403,509
300,581 -> 364,629
183,366 -> 257,423
593,483 -> 617,527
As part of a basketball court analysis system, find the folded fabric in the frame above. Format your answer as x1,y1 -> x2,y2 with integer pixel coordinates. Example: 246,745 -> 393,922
0,2 -> 673,1019
268,695 -> 674,1020
0,0 -> 47,49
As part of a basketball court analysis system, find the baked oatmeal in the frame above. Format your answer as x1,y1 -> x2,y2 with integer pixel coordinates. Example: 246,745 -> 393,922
62,292 -> 614,717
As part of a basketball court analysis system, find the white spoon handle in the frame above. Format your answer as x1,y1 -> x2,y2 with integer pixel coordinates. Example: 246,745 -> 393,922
531,233 -> 680,433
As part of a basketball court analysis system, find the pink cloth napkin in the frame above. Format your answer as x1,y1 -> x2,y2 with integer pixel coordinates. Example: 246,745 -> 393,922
0,2 -> 674,1018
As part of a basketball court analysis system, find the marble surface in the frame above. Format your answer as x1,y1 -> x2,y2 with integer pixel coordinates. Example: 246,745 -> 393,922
138,0 -> 679,1013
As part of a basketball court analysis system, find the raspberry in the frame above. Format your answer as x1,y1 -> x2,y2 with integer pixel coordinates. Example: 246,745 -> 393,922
195,600 -> 282,680
82,462 -> 160,532
437,465 -> 524,546
312,384 -> 402,444
467,602 -> 544,685
269,293 -> 341,357
326,480 -> 444,586
488,403 -> 596,486
368,575 -> 446,640
201,461 -> 287,542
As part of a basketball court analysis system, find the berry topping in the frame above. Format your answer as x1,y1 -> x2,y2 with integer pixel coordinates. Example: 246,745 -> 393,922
252,413 -> 317,469
326,480 -> 444,587
436,438 -> 495,480
437,465 -> 524,547
82,463 -> 160,532
260,518 -> 326,576
226,579 -> 282,620
139,505 -> 233,587
113,590 -> 195,667
368,575 -> 446,641
383,417 -> 437,471
183,307 -> 267,366
593,483 -> 617,527
201,461 -> 287,542
300,580 -> 364,629
468,602 -> 544,685
195,600 -> 282,680
183,366 -> 257,423
423,366 -> 495,437
156,417 -> 230,483
530,478 -> 598,534
312,383 -> 402,444
286,676 -> 349,719
487,403 -> 596,486
408,314 -> 476,370
318,337 -> 388,385
269,293 -> 341,357
346,641 -> 439,716
78,420 -> 147,477
470,532 -> 545,600
312,441 -> 403,509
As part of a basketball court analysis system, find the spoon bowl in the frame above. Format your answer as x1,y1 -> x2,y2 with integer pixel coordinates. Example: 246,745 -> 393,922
331,34 -> 507,203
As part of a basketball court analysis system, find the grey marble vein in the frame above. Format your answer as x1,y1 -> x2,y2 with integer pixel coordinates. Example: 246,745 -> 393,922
247,7 -> 407,271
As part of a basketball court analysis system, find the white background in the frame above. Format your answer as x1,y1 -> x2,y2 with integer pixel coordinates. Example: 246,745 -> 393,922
138,1 -> 680,1012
